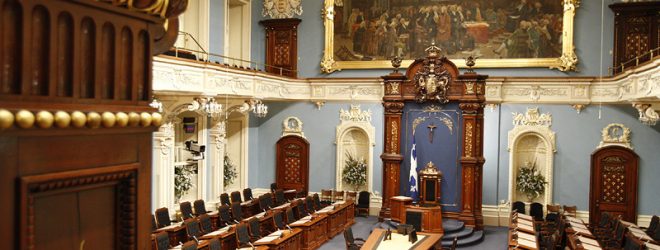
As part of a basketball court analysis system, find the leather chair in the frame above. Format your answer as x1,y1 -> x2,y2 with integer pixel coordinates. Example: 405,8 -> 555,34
405,211 -> 423,232
296,200 -> 308,218
155,207 -> 172,228
645,215 -> 658,235
343,227 -> 365,250
183,218 -> 202,241
285,207 -> 296,224
181,241 -> 197,250
259,195 -> 269,212
356,191 -> 370,217
231,202 -> 243,221
274,189 -> 286,206
320,189 -> 333,205
333,190 -> 345,202
312,193 -> 323,210
235,223 -> 252,248
180,201 -> 194,220
529,202 -> 544,221
198,214 -> 213,233
218,205 -> 234,226
563,205 -> 577,217
243,188 -> 254,201
220,193 -> 230,206
151,214 -> 157,231
512,201 -> 526,214
208,238 -> 221,250
270,183 -> 278,192
305,196 -> 315,213
248,217 -> 261,242
265,192 -> 274,208
622,232 -> 643,250
154,231 -> 170,250
546,204 -> 561,213
230,191 -> 242,203
273,211 -> 285,230
193,199 -> 207,216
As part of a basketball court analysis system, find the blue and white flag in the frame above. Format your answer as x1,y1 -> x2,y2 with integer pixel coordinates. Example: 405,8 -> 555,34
409,133 -> 419,201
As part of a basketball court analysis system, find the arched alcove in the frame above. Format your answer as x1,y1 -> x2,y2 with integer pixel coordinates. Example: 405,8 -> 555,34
335,105 -> 376,192
507,108 -> 556,207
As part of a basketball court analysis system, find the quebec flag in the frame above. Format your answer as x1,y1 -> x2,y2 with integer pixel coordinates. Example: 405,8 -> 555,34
409,133 -> 419,201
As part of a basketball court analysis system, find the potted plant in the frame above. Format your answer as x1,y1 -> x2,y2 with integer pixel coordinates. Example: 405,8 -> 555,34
224,155 -> 238,188
516,161 -> 548,202
174,164 -> 195,202
342,152 -> 367,191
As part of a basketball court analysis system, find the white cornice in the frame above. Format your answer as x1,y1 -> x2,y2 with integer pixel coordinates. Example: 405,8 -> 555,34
153,56 -> 660,104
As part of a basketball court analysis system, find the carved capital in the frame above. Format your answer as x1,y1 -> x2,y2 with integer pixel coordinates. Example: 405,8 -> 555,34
383,102 -> 405,113
459,103 -> 482,114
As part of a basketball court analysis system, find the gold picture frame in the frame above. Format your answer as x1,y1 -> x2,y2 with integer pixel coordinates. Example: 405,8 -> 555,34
320,0 -> 580,73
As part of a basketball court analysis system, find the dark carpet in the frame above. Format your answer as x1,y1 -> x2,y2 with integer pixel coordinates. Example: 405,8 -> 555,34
319,216 -> 509,250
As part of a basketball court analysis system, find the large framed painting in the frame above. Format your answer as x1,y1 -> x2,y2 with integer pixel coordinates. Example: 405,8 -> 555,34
321,0 -> 579,73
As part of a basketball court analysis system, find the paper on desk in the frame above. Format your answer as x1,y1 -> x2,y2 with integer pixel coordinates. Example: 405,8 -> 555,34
572,226 -> 592,235
269,230 -> 284,237
516,223 -> 535,232
581,243 -> 602,250
570,221 -> 588,229
160,222 -> 182,230
255,211 -> 266,218
517,238 -> 537,249
516,231 -> 536,241
578,236 -> 599,246
517,213 -> 533,220
255,235 -> 279,244
645,242 -> 660,250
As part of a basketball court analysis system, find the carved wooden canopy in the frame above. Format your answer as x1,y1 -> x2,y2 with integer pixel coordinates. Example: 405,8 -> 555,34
380,45 -> 487,229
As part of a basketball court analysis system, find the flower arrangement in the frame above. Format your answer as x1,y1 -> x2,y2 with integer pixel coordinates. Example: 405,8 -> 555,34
224,155 -> 238,188
175,165 -> 195,202
342,152 -> 367,191
516,160 -> 548,201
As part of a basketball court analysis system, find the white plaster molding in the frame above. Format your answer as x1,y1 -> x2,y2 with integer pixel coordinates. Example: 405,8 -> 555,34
632,103 -> 659,126
282,116 -> 305,138
335,105 -> 376,193
508,108 -> 556,207
262,0 -> 303,19
154,56 -> 660,104
598,123 -> 633,149
208,120 -> 226,204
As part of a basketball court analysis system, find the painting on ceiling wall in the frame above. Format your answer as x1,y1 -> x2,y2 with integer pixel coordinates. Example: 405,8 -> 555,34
321,0 -> 579,73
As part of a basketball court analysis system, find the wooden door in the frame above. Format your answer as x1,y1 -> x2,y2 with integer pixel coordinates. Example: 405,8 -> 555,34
589,146 -> 639,226
276,135 -> 309,194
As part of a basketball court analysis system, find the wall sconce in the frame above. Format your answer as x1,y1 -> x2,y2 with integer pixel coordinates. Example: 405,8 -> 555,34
252,100 -> 268,118
149,97 -> 163,112
189,97 -> 223,117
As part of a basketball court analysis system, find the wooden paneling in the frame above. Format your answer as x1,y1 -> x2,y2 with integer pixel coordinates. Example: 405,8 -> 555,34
275,135 -> 309,194
610,2 -> 660,74
589,146 -> 639,227
259,18 -> 301,78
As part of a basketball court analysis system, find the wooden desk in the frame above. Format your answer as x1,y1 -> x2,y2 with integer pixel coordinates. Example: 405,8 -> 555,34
290,214 -> 329,250
241,200 -> 261,217
254,228 -> 303,250
507,212 -> 539,250
154,222 -> 187,247
402,205 -> 444,234
317,200 -> 355,238
242,211 -> 276,235
361,228 -> 442,250
197,225 -> 238,250
566,233 -> 602,250
390,196 -> 413,223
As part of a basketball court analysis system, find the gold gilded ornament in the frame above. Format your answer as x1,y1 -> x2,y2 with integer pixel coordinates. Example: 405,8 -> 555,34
151,112 -> 163,127
71,111 -> 86,128
128,112 -> 140,127
86,112 -> 101,128
116,112 -> 129,127
140,112 -> 152,127
101,112 -> 116,128
54,111 -> 71,128
35,111 -> 54,128
0,109 -> 15,130
15,110 -> 35,128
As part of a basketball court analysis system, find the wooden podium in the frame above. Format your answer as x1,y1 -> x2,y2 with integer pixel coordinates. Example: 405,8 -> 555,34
390,196 -> 413,223
403,205 -> 444,234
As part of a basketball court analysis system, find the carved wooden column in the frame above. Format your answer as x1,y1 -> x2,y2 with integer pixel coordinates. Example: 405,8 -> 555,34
259,18 -> 301,77
458,72 -> 487,230
379,71 -> 405,220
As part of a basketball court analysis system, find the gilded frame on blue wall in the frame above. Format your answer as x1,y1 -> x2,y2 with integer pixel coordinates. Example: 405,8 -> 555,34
321,0 -> 580,73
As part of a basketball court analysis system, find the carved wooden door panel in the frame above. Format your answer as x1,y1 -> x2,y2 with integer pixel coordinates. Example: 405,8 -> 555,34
276,135 -> 309,194
589,146 -> 638,226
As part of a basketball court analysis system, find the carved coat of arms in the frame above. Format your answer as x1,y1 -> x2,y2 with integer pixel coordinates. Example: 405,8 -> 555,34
263,0 -> 303,19
413,45 -> 451,103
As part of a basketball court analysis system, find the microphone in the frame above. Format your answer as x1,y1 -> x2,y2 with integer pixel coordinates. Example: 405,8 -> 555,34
234,219 -> 240,224
285,224 -> 293,233
248,242 -> 255,250
192,236 -> 199,244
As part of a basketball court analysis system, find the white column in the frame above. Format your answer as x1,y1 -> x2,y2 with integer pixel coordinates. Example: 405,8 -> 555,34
208,120 -> 226,207
153,123 -> 176,211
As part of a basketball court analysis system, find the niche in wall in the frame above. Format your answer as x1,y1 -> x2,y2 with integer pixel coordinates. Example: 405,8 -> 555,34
224,110 -> 248,193
335,105 -> 376,192
508,108 -> 556,206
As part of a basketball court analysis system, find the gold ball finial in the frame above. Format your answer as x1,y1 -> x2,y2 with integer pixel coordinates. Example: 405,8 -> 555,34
15,110 -> 35,128
101,112 -> 116,128
151,112 -> 163,127
0,109 -> 14,130
140,112 -> 152,127
35,111 -> 54,128
86,112 -> 102,128
71,111 -> 87,128
116,112 -> 129,127
54,111 -> 71,128
128,112 -> 140,127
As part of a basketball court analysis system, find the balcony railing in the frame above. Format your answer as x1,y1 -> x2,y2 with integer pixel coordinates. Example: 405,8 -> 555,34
609,47 -> 660,75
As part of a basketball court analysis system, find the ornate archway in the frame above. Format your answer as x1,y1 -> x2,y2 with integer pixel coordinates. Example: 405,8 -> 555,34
380,46 -> 487,229
335,105 -> 376,192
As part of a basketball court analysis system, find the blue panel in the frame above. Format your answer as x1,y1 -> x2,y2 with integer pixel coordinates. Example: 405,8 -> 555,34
401,102 -> 462,212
